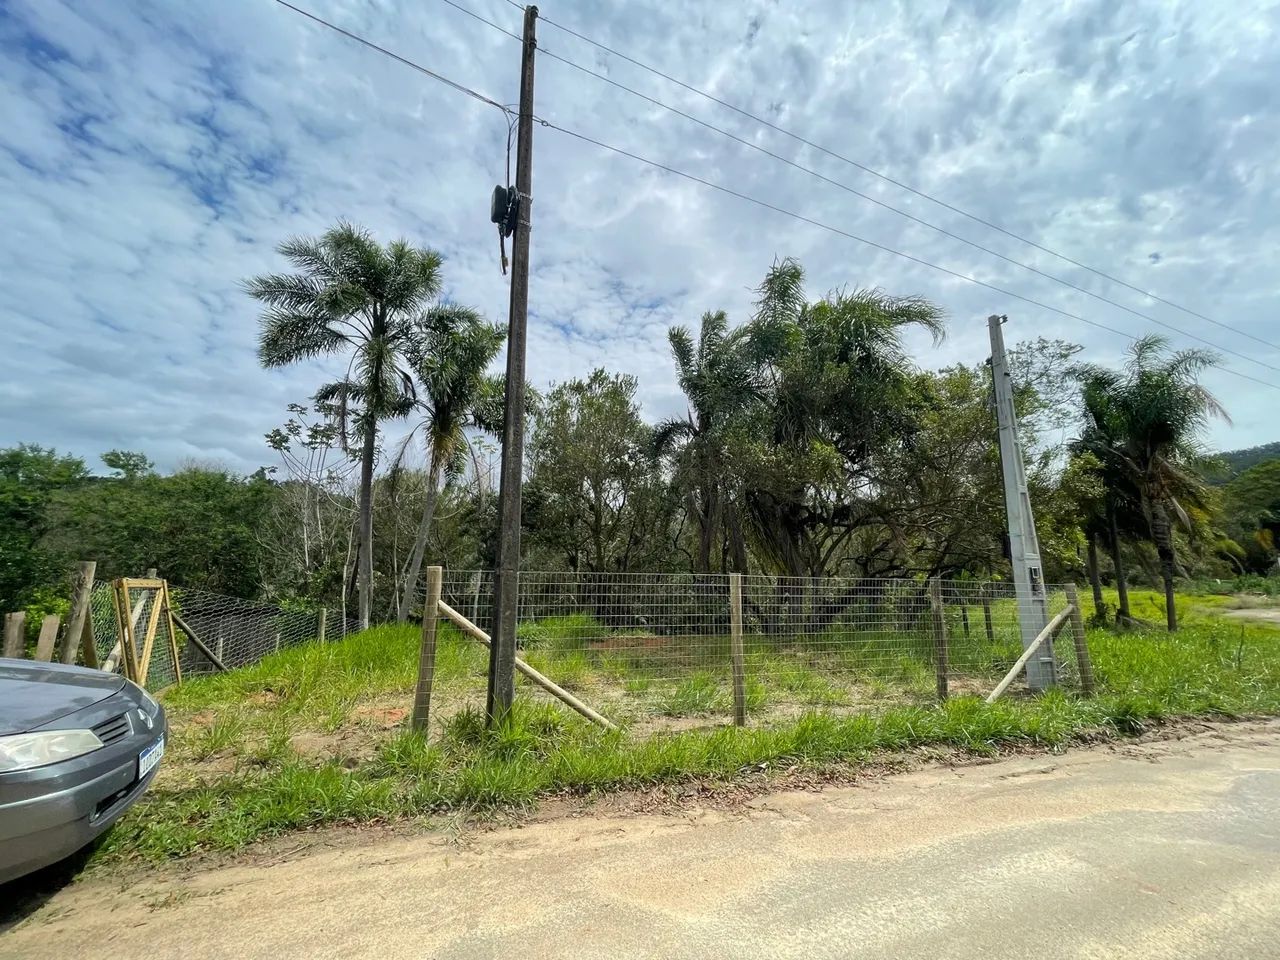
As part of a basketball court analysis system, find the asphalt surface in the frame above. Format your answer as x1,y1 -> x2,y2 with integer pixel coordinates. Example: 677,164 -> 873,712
3,721 -> 1278,959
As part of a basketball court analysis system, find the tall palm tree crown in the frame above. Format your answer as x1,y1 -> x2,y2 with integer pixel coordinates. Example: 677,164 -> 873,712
394,309 -> 506,620
655,310 -> 758,573
1074,335 -> 1227,630
246,221 -> 458,628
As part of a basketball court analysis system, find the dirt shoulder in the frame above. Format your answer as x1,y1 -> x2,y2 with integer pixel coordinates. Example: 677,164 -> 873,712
4,718 -> 1278,960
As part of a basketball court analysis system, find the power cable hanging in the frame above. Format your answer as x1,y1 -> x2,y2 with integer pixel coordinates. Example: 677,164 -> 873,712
272,0 -> 1279,394
441,0 -> 1279,377
513,0 -> 1280,355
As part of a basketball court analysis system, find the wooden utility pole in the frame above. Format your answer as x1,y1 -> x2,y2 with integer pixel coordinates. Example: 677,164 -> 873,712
487,4 -> 538,726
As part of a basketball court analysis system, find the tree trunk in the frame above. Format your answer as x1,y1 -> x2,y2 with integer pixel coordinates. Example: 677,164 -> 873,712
1106,495 -> 1131,625
397,453 -> 443,622
357,420 -> 377,630
1150,499 -> 1178,632
1085,531 -> 1105,621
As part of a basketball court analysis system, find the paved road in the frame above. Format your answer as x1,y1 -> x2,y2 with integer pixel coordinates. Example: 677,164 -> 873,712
4,722 -> 1279,959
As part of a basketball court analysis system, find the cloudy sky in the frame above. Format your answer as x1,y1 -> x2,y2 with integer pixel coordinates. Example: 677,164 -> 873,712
2,0 -> 1278,474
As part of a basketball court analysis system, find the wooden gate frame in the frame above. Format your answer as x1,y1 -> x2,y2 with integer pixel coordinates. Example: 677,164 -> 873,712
110,578 -> 182,688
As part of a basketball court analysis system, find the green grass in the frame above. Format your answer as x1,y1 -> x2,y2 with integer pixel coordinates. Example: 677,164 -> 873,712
657,671 -> 767,716
97,597 -> 1280,866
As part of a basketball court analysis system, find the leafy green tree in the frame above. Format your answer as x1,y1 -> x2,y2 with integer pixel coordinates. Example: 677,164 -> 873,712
247,221 -> 456,627
0,445 -> 88,610
46,462 -> 274,597
525,369 -> 673,573
737,259 -> 946,577
101,450 -> 155,479
1074,336 -> 1227,630
394,310 -> 505,620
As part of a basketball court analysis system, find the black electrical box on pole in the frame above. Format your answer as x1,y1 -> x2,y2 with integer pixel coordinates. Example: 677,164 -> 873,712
486,4 -> 538,725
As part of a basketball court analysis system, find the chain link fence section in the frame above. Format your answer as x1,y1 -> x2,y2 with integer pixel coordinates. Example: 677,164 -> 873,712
88,582 -> 359,689
427,570 -> 1080,731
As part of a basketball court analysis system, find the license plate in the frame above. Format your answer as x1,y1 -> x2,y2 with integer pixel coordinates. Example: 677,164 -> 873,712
138,736 -> 165,779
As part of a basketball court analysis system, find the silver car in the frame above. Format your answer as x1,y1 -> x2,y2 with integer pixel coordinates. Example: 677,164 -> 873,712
0,659 -> 166,883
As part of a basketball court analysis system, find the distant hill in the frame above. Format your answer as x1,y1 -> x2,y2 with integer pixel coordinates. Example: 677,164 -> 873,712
1216,441 -> 1280,481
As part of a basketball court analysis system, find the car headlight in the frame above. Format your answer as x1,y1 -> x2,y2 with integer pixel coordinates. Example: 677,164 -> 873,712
0,730 -> 104,773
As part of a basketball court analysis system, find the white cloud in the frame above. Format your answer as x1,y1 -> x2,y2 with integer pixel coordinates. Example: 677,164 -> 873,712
1,0 -> 1277,473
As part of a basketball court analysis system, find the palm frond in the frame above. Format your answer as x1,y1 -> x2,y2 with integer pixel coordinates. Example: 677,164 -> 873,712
754,257 -> 805,327
653,417 -> 696,456
257,310 -> 349,367
668,326 -> 695,383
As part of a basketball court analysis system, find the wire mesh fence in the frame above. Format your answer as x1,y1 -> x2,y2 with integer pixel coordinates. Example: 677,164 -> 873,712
88,582 -> 359,690
431,569 -> 1081,731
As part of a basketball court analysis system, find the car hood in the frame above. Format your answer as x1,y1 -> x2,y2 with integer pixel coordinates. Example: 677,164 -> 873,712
0,659 -> 127,735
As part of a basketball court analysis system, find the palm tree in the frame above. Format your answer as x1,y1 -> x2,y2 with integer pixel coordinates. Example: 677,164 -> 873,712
394,310 -> 505,621
1074,336 -> 1227,630
1070,419 -> 1139,625
654,310 -> 757,573
248,222 -> 452,628
740,258 -> 945,577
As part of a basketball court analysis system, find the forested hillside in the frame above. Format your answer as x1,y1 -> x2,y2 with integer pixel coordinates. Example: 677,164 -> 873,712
1217,442 -> 1280,479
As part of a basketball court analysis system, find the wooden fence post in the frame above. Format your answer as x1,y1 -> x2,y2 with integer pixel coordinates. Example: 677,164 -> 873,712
980,583 -> 995,642
160,581 -> 181,687
103,570 -> 151,674
61,560 -> 96,665
1064,584 -> 1096,697
3,612 -> 26,659
729,572 -> 747,727
35,615 -> 61,662
410,566 -> 444,733
317,608 -> 328,644
928,578 -> 949,701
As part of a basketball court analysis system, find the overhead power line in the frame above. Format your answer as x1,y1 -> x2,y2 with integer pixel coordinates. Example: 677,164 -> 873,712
272,0 -> 511,115
536,120 -> 1279,392
516,0 -> 1280,356
273,0 -> 1279,393
441,0 -> 1280,377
